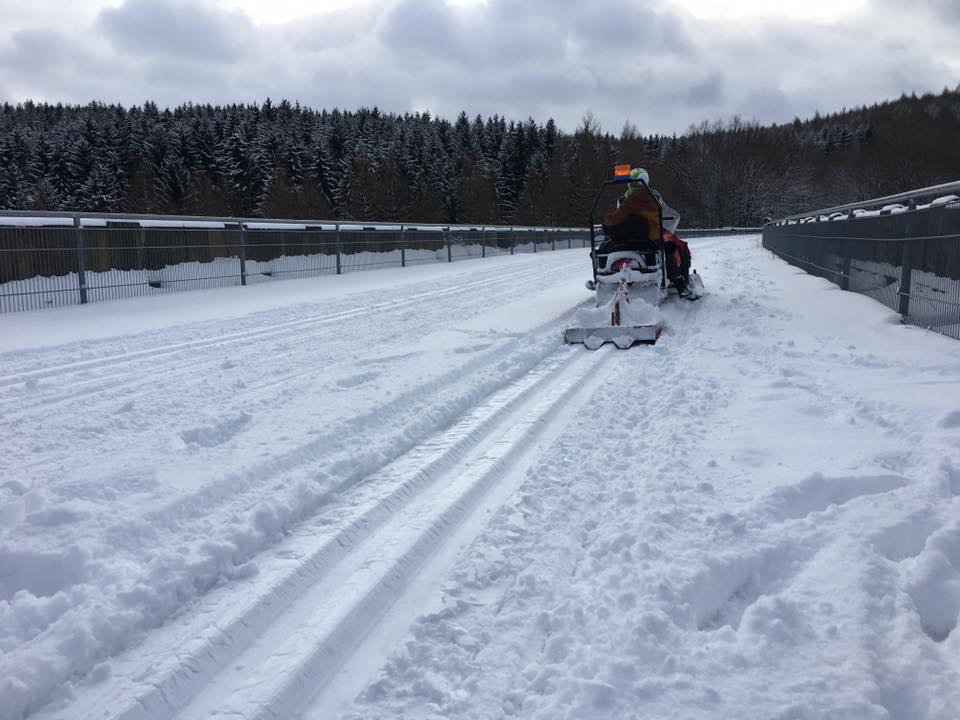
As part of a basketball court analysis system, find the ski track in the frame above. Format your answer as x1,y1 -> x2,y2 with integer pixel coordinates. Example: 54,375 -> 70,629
0,250 -> 591,720
27,325 -> 613,720
0,258 -> 573,491
2,261 -> 542,382
0,263 -> 547,418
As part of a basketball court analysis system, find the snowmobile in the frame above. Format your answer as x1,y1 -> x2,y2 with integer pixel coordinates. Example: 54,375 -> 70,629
564,167 -> 701,349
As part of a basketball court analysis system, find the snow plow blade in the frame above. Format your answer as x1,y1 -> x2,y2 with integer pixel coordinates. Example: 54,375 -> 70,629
564,324 -> 662,349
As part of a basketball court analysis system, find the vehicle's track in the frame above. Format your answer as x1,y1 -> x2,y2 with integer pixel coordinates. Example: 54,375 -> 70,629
4,252 -> 595,720
1,258 -> 585,499
50,344 -> 613,720
87,312 -> 576,560
0,264 -> 551,419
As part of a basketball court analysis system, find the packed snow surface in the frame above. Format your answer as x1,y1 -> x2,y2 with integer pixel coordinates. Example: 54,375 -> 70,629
1,236 -> 959,720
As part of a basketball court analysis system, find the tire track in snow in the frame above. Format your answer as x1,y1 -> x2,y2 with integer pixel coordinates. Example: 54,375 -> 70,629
0,263 -> 541,387
0,259 -> 576,478
53,345 -> 616,720
0,264 -> 557,418
94,307 -> 580,554
2,254 -> 591,720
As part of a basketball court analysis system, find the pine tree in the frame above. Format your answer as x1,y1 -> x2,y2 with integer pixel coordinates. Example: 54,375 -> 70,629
0,135 -> 28,209
156,148 -> 194,213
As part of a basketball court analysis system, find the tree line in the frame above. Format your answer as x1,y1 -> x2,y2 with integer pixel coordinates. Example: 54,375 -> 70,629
0,88 -> 958,228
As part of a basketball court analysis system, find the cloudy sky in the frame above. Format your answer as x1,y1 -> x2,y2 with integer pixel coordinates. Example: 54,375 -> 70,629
0,0 -> 957,134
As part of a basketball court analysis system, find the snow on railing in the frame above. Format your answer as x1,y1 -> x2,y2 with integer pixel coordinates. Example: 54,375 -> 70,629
0,209 -> 589,234
769,181 -> 960,226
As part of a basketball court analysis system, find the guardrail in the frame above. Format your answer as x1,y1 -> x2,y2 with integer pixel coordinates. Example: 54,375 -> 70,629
0,212 -> 593,313
763,182 -> 960,340
0,210 -> 759,314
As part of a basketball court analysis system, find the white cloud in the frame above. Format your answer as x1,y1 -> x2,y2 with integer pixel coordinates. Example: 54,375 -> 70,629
672,0 -> 869,23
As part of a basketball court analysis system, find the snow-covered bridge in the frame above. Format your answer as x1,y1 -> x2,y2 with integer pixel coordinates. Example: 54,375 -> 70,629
1,235 -> 958,719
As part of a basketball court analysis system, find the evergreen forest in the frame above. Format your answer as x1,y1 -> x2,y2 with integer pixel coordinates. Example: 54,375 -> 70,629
1,88 -> 958,227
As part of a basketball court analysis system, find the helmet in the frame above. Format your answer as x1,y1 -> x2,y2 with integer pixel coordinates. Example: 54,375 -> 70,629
629,167 -> 649,185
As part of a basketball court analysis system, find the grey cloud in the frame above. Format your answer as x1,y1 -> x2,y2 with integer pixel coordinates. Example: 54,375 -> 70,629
933,0 -> 960,21
284,7 -> 379,53
740,87 -> 794,123
0,28 -> 117,103
369,0 -> 697,130
141,56 -> 231,96
97,0 -> 255,61
683,75 -> 724,107
0,29 -> 72,73
0,0 -> 955,135
562,0 -> 692,55
375,0 -> 693,78
873,0 -> 960,23
379,0 -> 468,65
363,0 -> 954,132
379,0 -> 560,69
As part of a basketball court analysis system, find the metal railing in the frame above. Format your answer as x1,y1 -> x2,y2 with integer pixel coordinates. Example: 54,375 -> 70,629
763,182 -> 960,340
682,227 -> 761,238
0,211 -> 592,313
774,180 -> 960,222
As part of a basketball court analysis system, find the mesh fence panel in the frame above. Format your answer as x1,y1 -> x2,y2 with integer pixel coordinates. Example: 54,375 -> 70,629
80,227 -> 245,301
448,229 -> 488,261
245,228 -> 339,281
0,219 -> 594,314
0,227 -> 79,311
396,229 -> 446,266
763,204 -> 960,339
341,229 -> 405,271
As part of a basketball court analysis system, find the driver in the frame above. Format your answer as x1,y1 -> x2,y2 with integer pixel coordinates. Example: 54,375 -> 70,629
601,168 -> 661,246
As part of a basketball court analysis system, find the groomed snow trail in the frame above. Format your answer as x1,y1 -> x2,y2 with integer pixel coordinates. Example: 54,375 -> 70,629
0,251 -> 593,720
3,238 -> 960,719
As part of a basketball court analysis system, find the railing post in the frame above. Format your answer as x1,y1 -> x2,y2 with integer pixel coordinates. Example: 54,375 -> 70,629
898,200 -> 920,318
510,227 -> 514,255
533,229 -> 537,253
481,226 -> 486,258
840,209 -> 854,291
400,224 -> 406,268
239,222 -> 247,286
446,226 -> 452,262
839,235 -> 851,291
898,254 -> 913,317
336,223 -> 342,275
73,215 -> 88,304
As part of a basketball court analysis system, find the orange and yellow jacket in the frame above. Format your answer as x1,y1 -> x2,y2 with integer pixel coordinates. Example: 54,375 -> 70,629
602,186 -> 662,243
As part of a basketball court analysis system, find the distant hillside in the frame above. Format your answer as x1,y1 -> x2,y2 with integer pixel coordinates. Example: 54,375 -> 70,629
642,88 -> 960,226
0,88 -> 958,227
